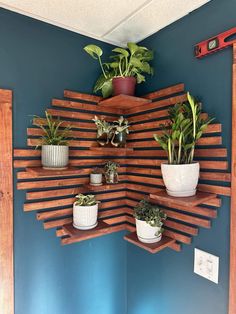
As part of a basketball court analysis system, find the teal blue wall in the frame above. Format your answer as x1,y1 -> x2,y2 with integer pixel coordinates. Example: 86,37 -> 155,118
128,0 -> 234,313
0,8 -> 127,314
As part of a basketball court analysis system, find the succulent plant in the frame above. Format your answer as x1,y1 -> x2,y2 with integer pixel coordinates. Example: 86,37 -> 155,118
74,194 -> 100,206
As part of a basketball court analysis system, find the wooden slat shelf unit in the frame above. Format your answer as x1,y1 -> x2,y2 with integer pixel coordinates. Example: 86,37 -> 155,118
14,82 -> 230,254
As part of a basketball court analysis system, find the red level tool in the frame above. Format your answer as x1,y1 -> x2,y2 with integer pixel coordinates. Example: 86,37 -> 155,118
194,27 -> 236,58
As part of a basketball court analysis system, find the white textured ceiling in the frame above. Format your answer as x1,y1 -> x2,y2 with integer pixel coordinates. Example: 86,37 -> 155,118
0,0 -> 210,46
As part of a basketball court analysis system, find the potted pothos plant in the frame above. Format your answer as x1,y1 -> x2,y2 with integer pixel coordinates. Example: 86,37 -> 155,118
34,111 -> 71,169
111,116 -> 130,147
90,167 -> 103,186
104,161 -> 119,184
134,199 -> 167,243
154,92 -> 213,197
73,194 -> 100,230
84,42 -> 154,98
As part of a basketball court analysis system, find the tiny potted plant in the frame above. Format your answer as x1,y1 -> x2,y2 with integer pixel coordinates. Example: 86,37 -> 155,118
73,194 -> 100,230
90,167 -> 103,186
104,161 -> 119,184
134,199 -> 167,243
111,116 -> 130,147
154,92 -> 213,197
84,42 -> 154,98
34,111 -> 71,169
93,115 -> 113,146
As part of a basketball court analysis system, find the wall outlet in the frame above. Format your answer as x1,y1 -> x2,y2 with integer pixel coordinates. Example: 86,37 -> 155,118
194,248 -> 219,284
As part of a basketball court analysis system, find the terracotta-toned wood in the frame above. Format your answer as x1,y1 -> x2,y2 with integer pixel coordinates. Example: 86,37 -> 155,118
229,44 -> 236,314
61,223 -> 125,245
124,94 -> 187,115
46,108 -> 98,121
0,89 -> 14,314
164,220 -> 198,236
98,94 -> 151,109
164,209 -> 211,228
33,117 -> 96,130
44,217 -> 72,229
89,146 -> 133,152
124,232 -> 175,253
198,184 -> 231,196
27,138 -> 97,148
27,127 -> 97,139
26,166 -> 81,177
142,83 -> 185,100
64,90 -> 103,103
150,191 -> 217,207
52,98 -> 123,115
163,229 -> 191,244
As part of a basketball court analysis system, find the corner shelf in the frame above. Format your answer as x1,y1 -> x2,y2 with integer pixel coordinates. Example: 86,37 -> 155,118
89,147 -> 133,152
26,166 -> 81,177
124,232 -> 175,254
149,190 -> 217,207
83,183 -> 125,191
98,94 -> 151,109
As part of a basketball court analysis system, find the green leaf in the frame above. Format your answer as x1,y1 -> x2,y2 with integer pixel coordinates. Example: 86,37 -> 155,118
84,44 -> 103,60
101,80 -> 113,98
127,42 -> 139,55
112,47 -> 129,58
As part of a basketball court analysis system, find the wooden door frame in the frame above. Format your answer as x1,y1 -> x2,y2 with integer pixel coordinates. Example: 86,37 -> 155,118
0,89 -> 14,314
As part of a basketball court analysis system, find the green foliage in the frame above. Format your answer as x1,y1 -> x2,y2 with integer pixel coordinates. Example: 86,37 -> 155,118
134,199 -> 167,233
154,92 -> 214,164
113,116 -> 130,134
91,167 -> 103,174
34,111 -> 71,146
104,161 -> 119,174
84,42 -> 154,97
74,194 -> 99,206
92,115 -> 113,138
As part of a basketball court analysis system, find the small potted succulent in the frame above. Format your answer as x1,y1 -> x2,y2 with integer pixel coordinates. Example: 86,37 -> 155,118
73,194 -> 100,230
154,92 -> 213,197
134,199 -> 167,243
34,111 -> 71,169
104,161 -> 119,184
84,42 -> 154,98
90,167 -> 103,186
111,116 -> 130,147
93,115 -> 113,146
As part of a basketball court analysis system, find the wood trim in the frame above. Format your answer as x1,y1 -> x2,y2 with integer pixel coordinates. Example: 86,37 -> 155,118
0,89 -> 14,314
229,43 -> 236,314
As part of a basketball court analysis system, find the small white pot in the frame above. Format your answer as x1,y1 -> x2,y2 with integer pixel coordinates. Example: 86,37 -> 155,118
135,219 -> 162,243
90,173 -> 103,186
73,203 -> 98,230
42,145 -> 69,169
161,162 -> 200,197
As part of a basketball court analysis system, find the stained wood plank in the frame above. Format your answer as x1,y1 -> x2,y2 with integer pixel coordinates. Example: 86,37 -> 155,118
0,89 -> 14,314
26,166 -> 81,177
142,83 -> 185,100
99,94 -> 151,109
124,232 -> 175,253
64,90 -> 103,103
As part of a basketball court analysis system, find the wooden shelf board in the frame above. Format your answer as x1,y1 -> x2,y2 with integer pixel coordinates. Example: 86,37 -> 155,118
98,94 -> 151,109
84,183 -> 125,191
89,146 -> 133,152
124,232 -> 175,253
26,166 -> 80,177
149,190 -> 217,207
62,220 -> 115,242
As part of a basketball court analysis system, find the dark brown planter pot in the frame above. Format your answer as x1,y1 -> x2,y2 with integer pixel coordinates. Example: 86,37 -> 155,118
112,77 -> 136,96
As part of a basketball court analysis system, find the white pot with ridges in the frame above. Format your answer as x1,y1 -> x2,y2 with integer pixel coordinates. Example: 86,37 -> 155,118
134,199 -> 167,244
161,162 -> 200,197
42,145 -> 69,169
73,194 -> 99,230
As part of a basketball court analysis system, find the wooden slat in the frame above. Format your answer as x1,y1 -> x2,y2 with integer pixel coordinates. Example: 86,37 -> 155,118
33,117 -> 96,130
229,43 -> 236,314
27,127 -> 96,139
164,229 -> 191,244
198,184 -> 231,196
164,220 -> 198,236
164,209 -> 211,228
64,90 -> 102,103
52,98 -> 123,115
98,95 -> 151,109
0,89 -> 14,314
142,83 -> 185,100
27,138 -> 97,148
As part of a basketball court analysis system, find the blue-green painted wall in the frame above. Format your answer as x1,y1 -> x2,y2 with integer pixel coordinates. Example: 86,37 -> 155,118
128,0 -> 234,313
0,8 -> 127,314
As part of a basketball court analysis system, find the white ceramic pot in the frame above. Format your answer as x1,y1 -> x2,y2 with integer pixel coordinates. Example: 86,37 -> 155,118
161,162 -> 200,197
90,173 -> 103,186
41,145 -> 69,169
73,203 -> 98,230
135,219 -> 162,243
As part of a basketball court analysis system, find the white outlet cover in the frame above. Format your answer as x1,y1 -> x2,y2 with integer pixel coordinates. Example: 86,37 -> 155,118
194,248 -> 219,284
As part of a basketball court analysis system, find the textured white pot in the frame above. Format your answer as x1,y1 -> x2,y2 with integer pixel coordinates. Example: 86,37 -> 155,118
73,203 -> 98,230
90,173 -> 103,186
161,162 -> 200,197
41,145 -> 69,169
135,219 -> 162,243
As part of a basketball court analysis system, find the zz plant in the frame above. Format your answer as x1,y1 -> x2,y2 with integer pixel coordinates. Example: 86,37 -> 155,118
134,199 -> 167,235
154,92 -> 214,164
84,42 -> 154,97
74,194 -> 99,206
